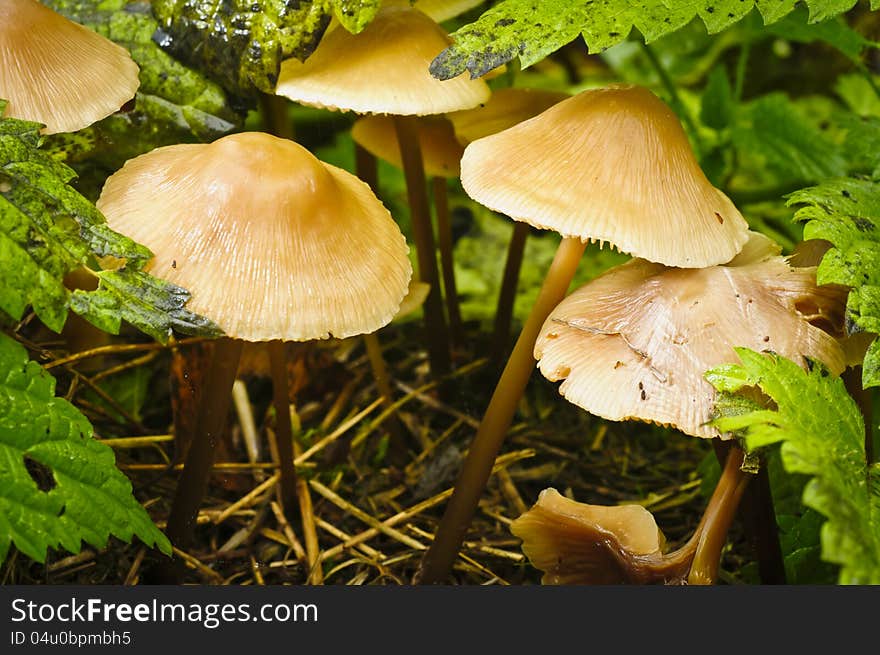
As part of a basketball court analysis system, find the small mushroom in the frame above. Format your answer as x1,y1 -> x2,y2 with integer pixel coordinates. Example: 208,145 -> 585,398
512,446 -> 750,585
417,84 -> 749,584
0,0 -> 139,134
97,132 -> 412,557
352,114 -> 466,342
276,4 -> 491,377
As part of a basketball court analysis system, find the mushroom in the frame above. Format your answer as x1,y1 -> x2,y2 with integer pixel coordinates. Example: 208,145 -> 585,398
352,114 -> 466,342
0,0 -> 139,134
511,447 -> 750,585
447,88 -> 571,362
526,233 -> 847,583
416,85 -> 751,584
275,4 -> 490,377
96,132 -> 412,559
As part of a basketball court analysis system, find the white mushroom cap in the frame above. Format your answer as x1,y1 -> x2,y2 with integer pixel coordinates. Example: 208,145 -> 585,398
0,0 -> 139,134
275,5 -> 490,116
534,234 -> 848,438
460,84 -> 750,267
97,132 -> 412,342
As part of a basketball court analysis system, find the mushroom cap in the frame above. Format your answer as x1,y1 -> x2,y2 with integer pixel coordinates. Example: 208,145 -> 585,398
275,5 -> 490,116
0,0 -> 139,134
351,115 -> 464,178
448,87 -> 571,145
460,84 -> 750,268
533,234 -> 848,439
510,488 -> 668,585
409,0 -> 484,22
97,132 -> 412,342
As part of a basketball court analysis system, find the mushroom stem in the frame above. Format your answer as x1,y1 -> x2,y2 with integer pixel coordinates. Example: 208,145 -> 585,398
687,446 -> 750,585
415,236 -> 586,584
165,337 -> 244,550
364,331 -> 408,461
433,176 -> 464,346
269,339 -> 298,515
393,114 -> 452,377
490,220 -> 529,367
259,93 -> 295,141
712,440 -> 785,584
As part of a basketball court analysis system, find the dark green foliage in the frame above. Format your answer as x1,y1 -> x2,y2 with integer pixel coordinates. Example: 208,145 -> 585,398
0,332 -> 171,563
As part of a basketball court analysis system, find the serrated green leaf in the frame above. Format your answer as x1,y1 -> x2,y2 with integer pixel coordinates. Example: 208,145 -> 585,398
0,332 -> 171,563
70,270 -> 222,344
152,0 -> 335,96
429,0 -> 865,80
41,1 -> 242,178
0,106 -> 222,343
789,177 -> 880,386
330,0 -> 382,33
707,348 -> 880,584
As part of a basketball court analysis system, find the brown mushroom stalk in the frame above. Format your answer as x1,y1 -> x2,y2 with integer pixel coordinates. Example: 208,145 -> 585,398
268,339 -> 298,513
415,235 -> 586,583
433,176 -> 464,345
393,114 -> 452,376
491,221 -> 530,366
164,337 -> 244,551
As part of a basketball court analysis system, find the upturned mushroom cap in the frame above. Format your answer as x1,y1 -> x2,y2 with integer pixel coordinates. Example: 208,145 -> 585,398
97,132 -> 412,342
352,115 -> 464,178
460,84 -> 750,267
448,87 -> 571,145
275,5 -> 490,116
510,488 -> 679,585
0,0 -> 139,134
533,234 -> 848,439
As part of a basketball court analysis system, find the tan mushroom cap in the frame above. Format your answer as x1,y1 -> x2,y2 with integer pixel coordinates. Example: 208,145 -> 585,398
352,115 -> 464,178
534,234 -> 848,439
510,488 -> 668,585
448,87 -> 571,145
0,0 -> 139,134
460,84 -> 750,268
409,0 -> 484,22
275,5 -> 490,116
97,132 -> 412,342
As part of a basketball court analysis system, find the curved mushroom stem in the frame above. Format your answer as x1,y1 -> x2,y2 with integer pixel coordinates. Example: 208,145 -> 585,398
165,337 -> 244,550
269,339 -> 298,515
433,176 -> 464,346
415,236 -> 586,584
393,114 -> 452,378
687,446 -> 750,585
490,220 -> 529,368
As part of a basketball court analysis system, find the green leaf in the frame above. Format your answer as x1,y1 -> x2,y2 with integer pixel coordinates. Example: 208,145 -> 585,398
329,0 -> 382,34
707,348 -> 880,584
700,66 -> 734,130
152,0 -> 335,96
70,270 -> 223,344
0,332 -> 171,563
788,177 -> 880,386
0,105 -> 222,343
429,0 -> 873,80
731,93 -> 847,183
42,0 -> 242,178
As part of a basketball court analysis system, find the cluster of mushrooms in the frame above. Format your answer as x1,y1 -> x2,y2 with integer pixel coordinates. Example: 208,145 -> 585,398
1,0 -> 856,585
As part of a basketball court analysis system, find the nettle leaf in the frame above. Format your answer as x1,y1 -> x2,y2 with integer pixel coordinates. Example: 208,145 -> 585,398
41,0 -> 242,179
429,0 -> 877,80
731,93 -> 847,183
329,0 -> 382,34
0,332 -> 171,563
0,107 -> 222,342
788,178 -> 880,386
707,348 -> 880,584
151,0 -> 327,97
